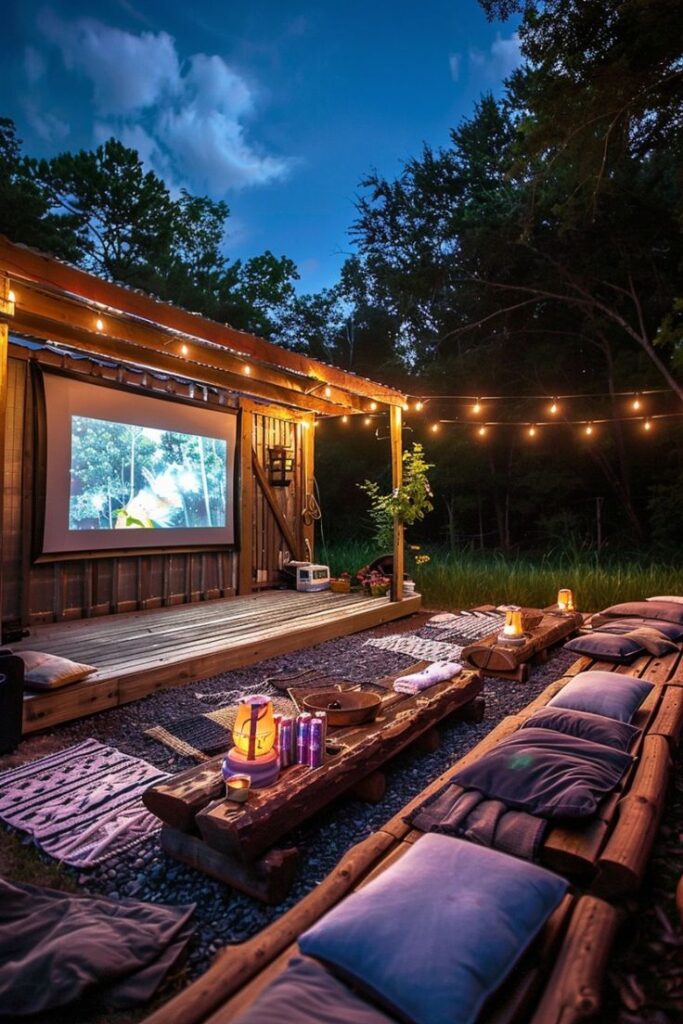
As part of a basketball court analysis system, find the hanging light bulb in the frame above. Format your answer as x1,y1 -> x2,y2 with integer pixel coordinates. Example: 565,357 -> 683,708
180,343 -> 189,356
402,402 -> 409,412
430,422 -> 440,433
631,394 -> 641,411
643,418 -> 652,432
364,416 -> 372,425
549,400 -> 559,415
415,400 -> 424,411
341,414 -> 349,423
324,385 -> 332,397
528,425 -> 537,438
585,423 -> 594,436
472,399 -> 482,414
369,401 -> 378,411
477,425 -> 487,437
243,364 -> 252,375
95,317 -> 104,332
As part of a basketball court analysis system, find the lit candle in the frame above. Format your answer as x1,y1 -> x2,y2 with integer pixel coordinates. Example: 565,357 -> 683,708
503,607 -> 523,638
557,588 -> 574,612
224,773 -> 251,802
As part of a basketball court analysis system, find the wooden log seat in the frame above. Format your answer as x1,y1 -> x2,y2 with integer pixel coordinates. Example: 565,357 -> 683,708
462,610 -> 583,681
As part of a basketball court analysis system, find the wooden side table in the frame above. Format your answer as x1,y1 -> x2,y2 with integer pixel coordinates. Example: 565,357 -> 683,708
461,610 -> 583,682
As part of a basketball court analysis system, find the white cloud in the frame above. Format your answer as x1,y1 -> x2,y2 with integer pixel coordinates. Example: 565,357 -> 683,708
35,10 -> 290,192
22,100 -> 69,142
24,46 -> 46,84
469,31 -> 522,82
448,52 -> 461,82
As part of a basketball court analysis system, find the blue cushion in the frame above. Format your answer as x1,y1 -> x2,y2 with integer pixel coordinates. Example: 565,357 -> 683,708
452,728 -> 631,818
232,956 -> 395,1024
564,631 -> 642,663
522,707 -> 639,751
299,834 -> 567,1024
548,670 -> 653,723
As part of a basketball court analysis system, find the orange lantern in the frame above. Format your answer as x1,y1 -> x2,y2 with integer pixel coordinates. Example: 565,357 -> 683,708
232,695 -> 276,759
503,607 -> 524,638
557,588 -> 575,612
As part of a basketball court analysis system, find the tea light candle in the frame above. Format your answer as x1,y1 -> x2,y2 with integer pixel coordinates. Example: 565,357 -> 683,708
225,773 -> 251,803
557,588 -> 575,612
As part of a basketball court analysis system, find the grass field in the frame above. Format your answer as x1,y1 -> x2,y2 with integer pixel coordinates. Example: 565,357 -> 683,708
322,541 -> 683,611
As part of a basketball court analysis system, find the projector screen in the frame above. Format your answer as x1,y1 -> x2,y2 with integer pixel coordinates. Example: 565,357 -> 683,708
38,371 -> 237,555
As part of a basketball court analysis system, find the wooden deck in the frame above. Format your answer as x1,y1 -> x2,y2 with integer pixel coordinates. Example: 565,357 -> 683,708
17,589 -> 422,734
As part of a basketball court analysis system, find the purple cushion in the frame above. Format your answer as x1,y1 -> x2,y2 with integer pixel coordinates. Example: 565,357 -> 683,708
593,601 -> 683,626
596,617 -> 683,642
452,728 -> 632,819
548,669 -> 653,723
522,707 -> 639,751
299,834 -> 567,1024
231,956 -> 395,1024
564,632 -> 642,663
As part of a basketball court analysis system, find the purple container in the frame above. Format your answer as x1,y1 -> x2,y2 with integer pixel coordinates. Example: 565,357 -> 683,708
296,712 -> 312,764
308,716 -> 325,768
278,715 -> 294,768
313,710 -> 328,750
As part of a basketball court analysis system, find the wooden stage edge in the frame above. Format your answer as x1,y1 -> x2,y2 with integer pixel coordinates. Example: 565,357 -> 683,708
18,590 -> 422,735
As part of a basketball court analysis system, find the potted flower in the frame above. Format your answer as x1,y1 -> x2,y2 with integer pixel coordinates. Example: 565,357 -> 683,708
330,571 -> 352,594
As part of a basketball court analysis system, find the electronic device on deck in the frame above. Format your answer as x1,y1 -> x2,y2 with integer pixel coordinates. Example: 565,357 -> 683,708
282,561 -> 331,592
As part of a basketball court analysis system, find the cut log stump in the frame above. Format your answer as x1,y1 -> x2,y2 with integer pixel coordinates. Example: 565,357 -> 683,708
412,726 -> 440,754
351,770 -> 386,803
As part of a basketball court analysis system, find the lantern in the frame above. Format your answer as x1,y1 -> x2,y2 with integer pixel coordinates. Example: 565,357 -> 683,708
268,446 -> 295,487
557,588 -> 575,612
503,607 -> 524,639
222,694 -> 279,789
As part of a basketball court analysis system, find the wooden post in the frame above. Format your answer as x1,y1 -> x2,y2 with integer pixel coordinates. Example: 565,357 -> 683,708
301,415 -> 315,561
0,278 -> 12,627
238,402 -> 254,594
390,405 -> 403,601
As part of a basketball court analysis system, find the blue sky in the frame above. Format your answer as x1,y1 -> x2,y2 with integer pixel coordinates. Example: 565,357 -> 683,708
4,2 -> 520,293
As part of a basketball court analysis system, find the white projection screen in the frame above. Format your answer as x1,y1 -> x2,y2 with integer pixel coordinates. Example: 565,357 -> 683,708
39,371 -> 237,555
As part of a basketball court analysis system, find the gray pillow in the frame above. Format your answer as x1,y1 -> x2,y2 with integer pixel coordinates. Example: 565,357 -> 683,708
597,617 -> 683,642
548,669 -> 653,723
232,956 -> 396,1024
299,834 -> 567,1024
522,707 -> 639,751
564,632 -> 642,663
593,601 -> 683,626
452,728 -> 632,819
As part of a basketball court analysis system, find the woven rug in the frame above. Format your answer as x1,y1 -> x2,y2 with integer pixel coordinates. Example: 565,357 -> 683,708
0,740 -> 168,868
422,610 -> 504,643
145,694 -> 296,761
364,634 -> 464,662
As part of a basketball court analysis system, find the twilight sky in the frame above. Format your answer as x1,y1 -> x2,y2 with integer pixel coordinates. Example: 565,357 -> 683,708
4,1 -> 520,293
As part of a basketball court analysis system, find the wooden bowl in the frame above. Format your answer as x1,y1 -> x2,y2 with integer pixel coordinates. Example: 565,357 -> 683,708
521,609 -> 544,631
302,690 -> 381,727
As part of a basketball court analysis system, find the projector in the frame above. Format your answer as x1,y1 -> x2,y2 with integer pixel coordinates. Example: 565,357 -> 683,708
282,561 -> 331,592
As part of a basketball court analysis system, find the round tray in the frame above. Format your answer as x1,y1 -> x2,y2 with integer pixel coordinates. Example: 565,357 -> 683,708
302,690 -> 382,727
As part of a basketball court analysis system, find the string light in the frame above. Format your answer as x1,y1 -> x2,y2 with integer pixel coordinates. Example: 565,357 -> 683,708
527,425 -> 537,438
415,401 -> 424,411
472,399 -> 482,414
477,425 -> 487,437
631,394 -> 641,411
549,400 -> 559,415
8,289 -> 15,304
402,402 -> 409,412
430,422 -> 440,433
342,414 -> 349,423
243,365 -> 251,375
324,385 -> 332,397
584,423 -> 594,436
180,343 -> 189,356
95,317 -> 104,332
369,401 -> 378,411
364,416 -> 372,425
643,418 -> 652,432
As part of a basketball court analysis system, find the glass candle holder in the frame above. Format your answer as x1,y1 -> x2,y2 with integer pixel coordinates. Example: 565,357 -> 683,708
557,588 -> 575,612
224,773 -> 251,803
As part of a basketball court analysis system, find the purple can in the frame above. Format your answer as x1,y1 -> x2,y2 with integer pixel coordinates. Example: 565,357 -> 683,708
308,716 -> 325,768
278,715 -> 294,768
313,711 -> 328,752
296,712 -> 312,764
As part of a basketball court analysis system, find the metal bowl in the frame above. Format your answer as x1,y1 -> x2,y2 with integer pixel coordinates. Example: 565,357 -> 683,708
302,690 -> 382,727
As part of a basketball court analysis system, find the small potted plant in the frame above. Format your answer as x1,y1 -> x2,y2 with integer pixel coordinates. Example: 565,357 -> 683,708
330,571 -> 352,594
367,569 -> 391,597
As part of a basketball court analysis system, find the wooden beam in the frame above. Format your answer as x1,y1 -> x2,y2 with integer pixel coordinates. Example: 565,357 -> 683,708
390,405 -> 404,602
12,310 -> 353,417
301,417 -> 315,560
10,281 -> 371,415
238,404 -> 254,595
0,236 -> 407,405
251,447 -> 301,559
0,319 -> 8,623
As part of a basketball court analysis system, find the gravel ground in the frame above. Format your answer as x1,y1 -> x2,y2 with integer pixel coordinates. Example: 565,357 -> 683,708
1,610 -> 681,1024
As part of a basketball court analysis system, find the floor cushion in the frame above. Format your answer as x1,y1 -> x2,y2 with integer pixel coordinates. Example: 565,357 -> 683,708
547,670 -> 653,723
564,632 -> 642,663
592,601 -> 683,627
521,707 -> 639,751
299,834 -> 567,1024
646,595 -> 683,604
451,727 -> 632,819
597,618 -> 683,642
18,651 -> 97,691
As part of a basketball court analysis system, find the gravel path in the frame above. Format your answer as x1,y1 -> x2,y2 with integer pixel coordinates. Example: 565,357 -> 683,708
1,610 -> 680,1024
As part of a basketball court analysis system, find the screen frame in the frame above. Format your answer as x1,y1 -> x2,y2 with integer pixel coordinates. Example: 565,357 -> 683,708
32,365 -> 240,561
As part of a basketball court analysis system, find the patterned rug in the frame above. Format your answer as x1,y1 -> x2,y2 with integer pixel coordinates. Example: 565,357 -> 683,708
0,740 -> 168,868
145,694 -> 297,761
423,610 -> 504,643
364,634 -> 464,662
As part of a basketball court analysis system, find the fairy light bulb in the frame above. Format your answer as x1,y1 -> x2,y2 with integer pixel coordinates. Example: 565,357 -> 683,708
243,364 -> 251,375
402,402 -> 409,412
528,425 -> 537,438
585,423 -> 594,436
324,385 -> 332,397
95,317 -> 104,332
180,343 -> 189,356
430,422 -> 440,433
643,418 -> 652,432
342,414 -> 349,423
369,401 -> 378,411
472,399 -> 482,414
415,401 -> 424,412
549,400 -> 558,415
478,425 -> 487,437
364,416 -> 372,425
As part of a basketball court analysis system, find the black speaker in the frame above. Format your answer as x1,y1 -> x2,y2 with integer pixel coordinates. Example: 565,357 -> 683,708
0,650 -> 24,754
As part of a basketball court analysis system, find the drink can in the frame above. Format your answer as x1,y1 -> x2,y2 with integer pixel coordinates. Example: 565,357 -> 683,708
296,712 -> 312,764
308,716 -> 325,768
278,716 -> 294,768
313,710 -> 328,751
273,713 -> 283,745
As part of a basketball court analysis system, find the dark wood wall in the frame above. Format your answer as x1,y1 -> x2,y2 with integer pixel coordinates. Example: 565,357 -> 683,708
2,344 -> 310,626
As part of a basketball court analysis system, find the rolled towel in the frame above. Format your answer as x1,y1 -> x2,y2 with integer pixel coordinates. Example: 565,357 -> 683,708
394,661 -> 462,694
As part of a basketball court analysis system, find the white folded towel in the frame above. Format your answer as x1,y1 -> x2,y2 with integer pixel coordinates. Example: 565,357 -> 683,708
394,661 -> 462,694
425,613 -> 460,628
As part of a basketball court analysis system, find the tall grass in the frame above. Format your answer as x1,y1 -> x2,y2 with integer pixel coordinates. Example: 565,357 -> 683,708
322,541 -> 683,611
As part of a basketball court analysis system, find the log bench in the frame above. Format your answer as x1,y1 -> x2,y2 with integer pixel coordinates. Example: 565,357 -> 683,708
462,608 -> 583,681
143,668 -> 484,903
